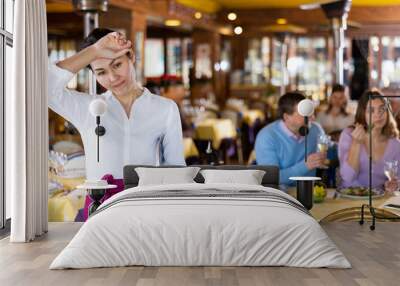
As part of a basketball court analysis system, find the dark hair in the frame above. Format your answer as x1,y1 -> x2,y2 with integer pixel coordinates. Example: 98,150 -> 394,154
326,83 -> 348,116
79,28 -> 132,70
278,91 -> 305,119
331,83 -> 345,93
354,89 -> 398,138
79,28 -> 115,70
79,28 -> 115,52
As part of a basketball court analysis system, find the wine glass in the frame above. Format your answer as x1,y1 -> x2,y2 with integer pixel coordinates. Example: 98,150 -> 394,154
317,134 -> 330,169
384,160 -> 400,196
48,150 -> 68,192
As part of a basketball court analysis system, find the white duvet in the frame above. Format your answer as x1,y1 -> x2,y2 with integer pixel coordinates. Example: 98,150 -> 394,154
50,183 -> 351,269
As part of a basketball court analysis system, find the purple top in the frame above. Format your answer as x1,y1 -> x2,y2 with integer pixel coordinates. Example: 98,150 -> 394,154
338,127 -> 400,188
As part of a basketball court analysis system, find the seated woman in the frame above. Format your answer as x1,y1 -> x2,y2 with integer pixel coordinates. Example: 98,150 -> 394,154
48,28 -> 185,220
338,89 -> 400,193
316,84 -> 354,139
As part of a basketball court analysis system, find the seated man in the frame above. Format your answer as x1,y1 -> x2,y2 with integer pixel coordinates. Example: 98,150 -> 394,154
255,92 -> 326,189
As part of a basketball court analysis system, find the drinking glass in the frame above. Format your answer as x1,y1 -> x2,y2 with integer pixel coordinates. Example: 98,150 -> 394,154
384,160 -> 400,196
317,134 -> 330,169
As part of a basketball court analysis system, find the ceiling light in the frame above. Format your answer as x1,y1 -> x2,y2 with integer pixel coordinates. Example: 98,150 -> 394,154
234,26 -> 243,35
194,12 -> 202,19
227,12 -> 237,21
164,19 -> 181,27
277,18 -> 287,25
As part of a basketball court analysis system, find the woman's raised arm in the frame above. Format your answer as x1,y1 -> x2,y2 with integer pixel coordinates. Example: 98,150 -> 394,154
57,32 -> 132,74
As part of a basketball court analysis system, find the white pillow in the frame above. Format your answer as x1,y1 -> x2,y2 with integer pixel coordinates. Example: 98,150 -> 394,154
135,167 -> 201,186
200,169 -> 266,185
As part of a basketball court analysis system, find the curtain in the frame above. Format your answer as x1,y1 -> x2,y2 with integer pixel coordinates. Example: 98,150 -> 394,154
9,0 -> 48,242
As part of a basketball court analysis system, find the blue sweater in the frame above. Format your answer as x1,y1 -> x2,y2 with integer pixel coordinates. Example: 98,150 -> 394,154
255,120 -> 324,187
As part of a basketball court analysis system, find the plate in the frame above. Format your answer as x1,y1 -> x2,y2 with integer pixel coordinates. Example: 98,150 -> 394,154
336,187 -> 385,200
289,176 -> 321,181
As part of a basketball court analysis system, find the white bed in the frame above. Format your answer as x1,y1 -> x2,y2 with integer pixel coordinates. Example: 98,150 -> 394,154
50,183 -> 351,269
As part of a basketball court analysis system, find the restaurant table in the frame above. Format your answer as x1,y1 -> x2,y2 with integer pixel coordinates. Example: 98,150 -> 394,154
242,109 -> 265,126
288,188 -> 400,221
194,118 -> 237,150
48,189 -> 86,222
48,173 -> 85,222
183,137 -> 199,158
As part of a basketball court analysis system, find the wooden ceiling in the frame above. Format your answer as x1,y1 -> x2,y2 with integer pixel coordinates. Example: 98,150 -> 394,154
46,0 -> 400,36
46,0 -> 74,13
177,0 -> 400,13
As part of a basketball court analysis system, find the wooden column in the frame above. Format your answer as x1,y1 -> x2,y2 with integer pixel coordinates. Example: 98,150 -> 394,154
192,29 -> 225,106
130,10 -> 147,85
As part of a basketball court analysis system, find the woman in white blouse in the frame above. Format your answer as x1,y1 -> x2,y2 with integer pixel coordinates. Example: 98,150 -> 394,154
49,29 -> 185,220
49,28 -> 185,178
316,84 -> 354,137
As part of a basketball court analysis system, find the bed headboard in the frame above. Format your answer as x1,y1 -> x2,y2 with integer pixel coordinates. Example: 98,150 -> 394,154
123,165 -> 280,189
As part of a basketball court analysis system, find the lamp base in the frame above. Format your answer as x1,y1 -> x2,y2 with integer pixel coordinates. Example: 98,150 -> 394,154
296,180 -> 314,210
87,188 -> 107,216
359,203 -> 400,231
289,177 -> 320,210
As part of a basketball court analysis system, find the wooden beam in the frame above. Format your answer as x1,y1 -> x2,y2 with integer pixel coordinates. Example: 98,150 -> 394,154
110,0 -> 223,33
217,6 -> 400,27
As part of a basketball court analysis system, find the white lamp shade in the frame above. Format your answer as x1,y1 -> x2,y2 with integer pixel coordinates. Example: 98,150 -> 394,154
89,99 -> 107,117
297,99 -> 315,117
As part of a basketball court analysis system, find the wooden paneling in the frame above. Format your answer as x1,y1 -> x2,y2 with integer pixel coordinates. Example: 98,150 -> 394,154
47,12 -> 84,38
99,6 -> 132,38
179,0 -> 400,11
215,6 -> 400,37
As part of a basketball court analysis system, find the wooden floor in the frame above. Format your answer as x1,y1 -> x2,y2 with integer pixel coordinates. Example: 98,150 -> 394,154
0,222 -> 399,286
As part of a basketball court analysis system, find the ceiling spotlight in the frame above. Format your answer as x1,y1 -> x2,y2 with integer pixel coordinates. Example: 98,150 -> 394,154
277,18 -> 287,25
194,12 -> 202,19
164,19 -> 181,27
227,12 -> 237,21
234,26 -> 243,35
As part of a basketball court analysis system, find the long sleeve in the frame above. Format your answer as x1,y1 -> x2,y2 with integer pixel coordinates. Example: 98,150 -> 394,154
255,131 -> 308,186
48,62 -> 92,129
338,128 -> 358,186
161,100 -> 186,165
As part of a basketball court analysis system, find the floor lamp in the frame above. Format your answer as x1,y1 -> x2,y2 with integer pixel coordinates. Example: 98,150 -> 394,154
359,93 -> 400,230
289,99 -> 321,210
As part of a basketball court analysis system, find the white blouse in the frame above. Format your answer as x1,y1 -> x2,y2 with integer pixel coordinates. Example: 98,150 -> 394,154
48,63 -> 185,180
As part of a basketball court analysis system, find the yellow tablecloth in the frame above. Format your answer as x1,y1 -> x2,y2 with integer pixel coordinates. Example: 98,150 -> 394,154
288,188 -> 400,221
195,118 -> 237,149
183,138 -> 199,158
48,189 -> 86,222
242,109 -> 265,126
48,174 -> 85,222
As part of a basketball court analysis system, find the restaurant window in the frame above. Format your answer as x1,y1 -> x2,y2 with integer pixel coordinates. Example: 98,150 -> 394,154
271,38 -> 284,87
182,38 -> 192,87
291,37 -> 330,100
381,36 -> 400,89
167,38 -> 182,76
48,39 -> 81,90
261,37 -> 271,82
369,36 -> 380,88
145,38 -> 165,77
244,38 -> 263,85
1,0 -> 14,231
